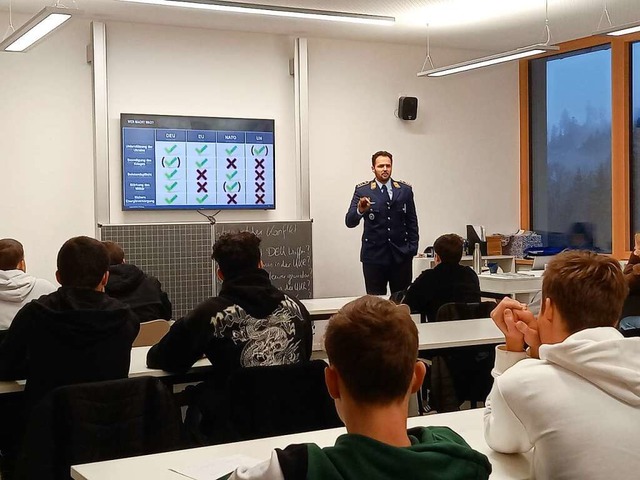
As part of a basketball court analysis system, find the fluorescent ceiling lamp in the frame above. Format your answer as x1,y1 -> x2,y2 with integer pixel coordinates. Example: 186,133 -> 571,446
597,21 -> 640,36
0,6 -> 78,53
418,44 -> 559,77
118,0 -> 395,26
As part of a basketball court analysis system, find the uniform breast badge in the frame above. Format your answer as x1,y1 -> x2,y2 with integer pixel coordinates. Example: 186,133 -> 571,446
369,213 -> 375,221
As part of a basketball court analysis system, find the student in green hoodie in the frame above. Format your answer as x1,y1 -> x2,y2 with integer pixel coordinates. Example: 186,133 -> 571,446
222,295 -> 492,480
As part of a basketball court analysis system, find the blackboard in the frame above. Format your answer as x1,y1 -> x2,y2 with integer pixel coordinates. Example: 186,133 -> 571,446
213,220 -> 313,299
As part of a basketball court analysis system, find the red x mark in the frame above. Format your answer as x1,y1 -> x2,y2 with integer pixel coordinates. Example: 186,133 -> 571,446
197,182 -> 208,193
255,182 -> 265,193
255,159 -> 265,169
255,171 -> 265,181
226,158 -> 237,169
196,169 -> 207,181
227,194 -> 238,204
255,194 -> 265,204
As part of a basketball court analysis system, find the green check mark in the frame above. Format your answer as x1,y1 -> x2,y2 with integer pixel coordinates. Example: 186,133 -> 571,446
165,182 -> 178,192
165,169 -> 178,180
227,182 -> 239,192
165,195 -> 178,204
195,159 -> 208,168
166,157 -> 178,167
196,145 -> 208,155
164,145 -> 177,154
225,145 -> 238,156
226,170 -> 238,180
255,145 -> 266,155
196,194 -> 209,204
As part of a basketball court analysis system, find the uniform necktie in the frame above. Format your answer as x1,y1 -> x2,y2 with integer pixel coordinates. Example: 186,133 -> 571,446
380,184 -> 389,200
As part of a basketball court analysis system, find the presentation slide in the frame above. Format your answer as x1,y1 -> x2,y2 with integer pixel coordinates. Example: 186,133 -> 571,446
121,114 -> 275,210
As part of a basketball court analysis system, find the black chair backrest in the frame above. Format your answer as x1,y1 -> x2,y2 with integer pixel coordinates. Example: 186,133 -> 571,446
435,301 -> 497,322
18,376 -> 183,480
222,359 -> 342,443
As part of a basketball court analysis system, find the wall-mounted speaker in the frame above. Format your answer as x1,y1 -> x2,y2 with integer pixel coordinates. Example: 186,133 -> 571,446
398,96 -> 418,121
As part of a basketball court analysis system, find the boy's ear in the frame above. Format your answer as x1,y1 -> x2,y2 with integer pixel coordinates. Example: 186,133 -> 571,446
324,365 -> 341,400
410,361 -> 427,394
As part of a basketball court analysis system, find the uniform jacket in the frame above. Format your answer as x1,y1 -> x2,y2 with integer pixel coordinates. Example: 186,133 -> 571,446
222,426 -> 491,480
345,178 -> 419,265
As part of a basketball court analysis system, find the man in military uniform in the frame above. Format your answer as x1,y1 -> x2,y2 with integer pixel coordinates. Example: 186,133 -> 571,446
345,151 -> 419,295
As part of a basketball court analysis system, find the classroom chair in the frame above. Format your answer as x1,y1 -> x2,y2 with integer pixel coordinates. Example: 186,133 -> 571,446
16,376 -> 184,480
188,360 -> 342,445
132,319 -> 172,347
428,301 -> 497,413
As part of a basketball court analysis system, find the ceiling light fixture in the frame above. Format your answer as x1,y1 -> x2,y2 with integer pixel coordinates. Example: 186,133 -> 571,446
418,0 -> 558,77
593,0 -> 640,36
0,5 -> 80,53
118,0 -> 395,26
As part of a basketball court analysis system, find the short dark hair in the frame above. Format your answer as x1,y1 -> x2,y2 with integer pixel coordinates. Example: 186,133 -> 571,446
371,151 -> 393,166
102,241 -> 125,265
324,295 -> 418,405
0,239 -> 24,270
211,231 -> 261,279
57,236 -> 109,288
434,234 -> 464,264
542,251 -> 628,333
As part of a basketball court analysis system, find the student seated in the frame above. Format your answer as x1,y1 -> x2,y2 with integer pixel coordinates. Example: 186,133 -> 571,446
102,241 -> 172,322
147,232 -> 312,442
402,233 -> 480,322
222,296 -> 491,480
484,251 -> 640,479
0,238 -> 56,337
0,236 -> 140,406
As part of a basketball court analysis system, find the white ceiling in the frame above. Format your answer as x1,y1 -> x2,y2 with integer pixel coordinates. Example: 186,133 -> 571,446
4,0 -> 640,52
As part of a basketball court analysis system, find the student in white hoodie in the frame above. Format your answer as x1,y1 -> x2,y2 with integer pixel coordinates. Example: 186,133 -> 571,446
0,239 -> 56,333
484,250 -> 640,480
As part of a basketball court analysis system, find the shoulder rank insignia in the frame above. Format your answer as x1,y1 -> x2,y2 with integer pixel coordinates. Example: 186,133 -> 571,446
396,179 -> 412,187
370,182 -> 377,189
355,180 -> 369,188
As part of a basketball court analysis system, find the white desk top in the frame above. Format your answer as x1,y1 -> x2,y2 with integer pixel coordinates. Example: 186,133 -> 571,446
71,408 -> 530,480
300,296 -> 361,316
479,273 -> 543,295
0,346 -> 213,395
417,318 -> 503,350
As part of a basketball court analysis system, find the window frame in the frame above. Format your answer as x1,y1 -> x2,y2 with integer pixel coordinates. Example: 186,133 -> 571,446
520,32 -> 640,259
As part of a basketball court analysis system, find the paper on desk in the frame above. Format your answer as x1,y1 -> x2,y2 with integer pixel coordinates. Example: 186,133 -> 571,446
170,454 -> 263,480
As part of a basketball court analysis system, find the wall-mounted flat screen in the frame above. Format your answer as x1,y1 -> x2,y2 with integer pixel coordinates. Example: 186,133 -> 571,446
121,113 -> 275,210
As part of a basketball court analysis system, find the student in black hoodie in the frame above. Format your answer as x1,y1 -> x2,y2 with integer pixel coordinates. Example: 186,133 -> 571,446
147,231 -> 312,443
403,234 -> 481,322
103,241 -> 172,322
0,236 -> 140,407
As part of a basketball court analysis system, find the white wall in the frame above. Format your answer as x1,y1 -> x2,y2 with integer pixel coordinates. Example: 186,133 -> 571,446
307,37 -> 520,297
0,15 -> 520,295
106,22 -> 298,223
0,15 -> 94,284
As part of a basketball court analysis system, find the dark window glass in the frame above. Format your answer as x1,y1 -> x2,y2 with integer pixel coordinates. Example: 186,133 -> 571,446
530,45 -> 612,253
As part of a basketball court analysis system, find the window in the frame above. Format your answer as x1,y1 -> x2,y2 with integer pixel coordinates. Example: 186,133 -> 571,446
530,45 -> 612,253
631,42 -> 640,243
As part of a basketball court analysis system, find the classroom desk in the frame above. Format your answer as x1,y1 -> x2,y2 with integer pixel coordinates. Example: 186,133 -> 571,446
71,408 -> 531,480
478,272 -> 543,303
300,296 -> 360,317
0,346 -> 213,395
